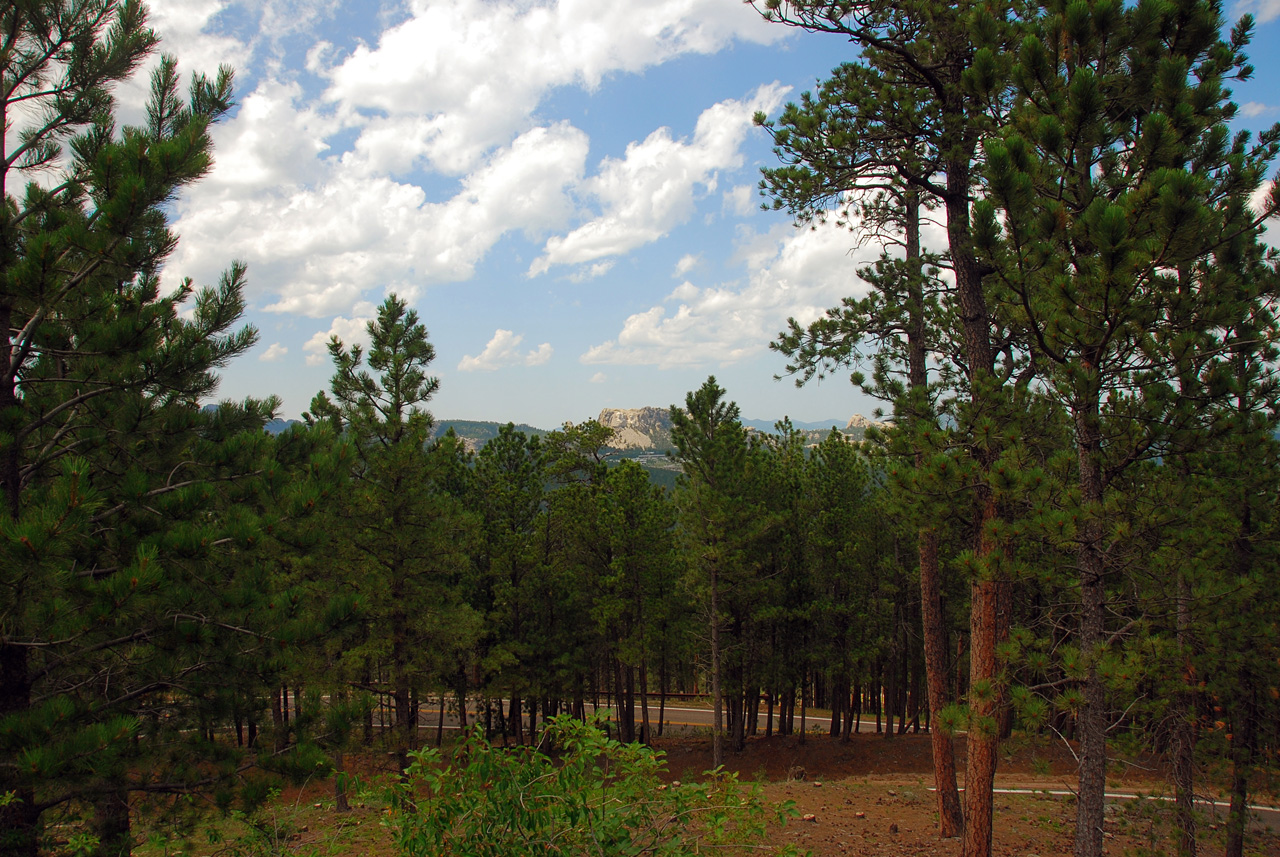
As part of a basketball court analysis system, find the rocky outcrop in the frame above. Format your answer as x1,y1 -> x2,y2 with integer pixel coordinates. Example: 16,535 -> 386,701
595,407 -> 891,451
596,407 -> 674,451
844,413 -> 892,439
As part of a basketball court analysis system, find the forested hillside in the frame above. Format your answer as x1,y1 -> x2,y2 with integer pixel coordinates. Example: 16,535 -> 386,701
2,2 -> 1278,857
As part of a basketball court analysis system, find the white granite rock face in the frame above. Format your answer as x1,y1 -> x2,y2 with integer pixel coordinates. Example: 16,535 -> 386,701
596,407 -> 674,450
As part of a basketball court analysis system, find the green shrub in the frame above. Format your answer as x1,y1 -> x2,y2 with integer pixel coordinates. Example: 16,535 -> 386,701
387,715 -> 802,856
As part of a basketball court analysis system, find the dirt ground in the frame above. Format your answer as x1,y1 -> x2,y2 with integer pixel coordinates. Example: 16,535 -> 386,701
657,730 -> 1280,856
253,729 -> 1280,857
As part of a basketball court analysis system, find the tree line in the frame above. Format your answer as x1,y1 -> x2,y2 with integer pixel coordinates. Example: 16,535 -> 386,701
3,2 -> 1280,857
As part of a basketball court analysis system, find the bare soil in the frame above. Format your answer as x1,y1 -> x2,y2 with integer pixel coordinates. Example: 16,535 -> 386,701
237,730 -> 1280,857
657,730 -> 1280,856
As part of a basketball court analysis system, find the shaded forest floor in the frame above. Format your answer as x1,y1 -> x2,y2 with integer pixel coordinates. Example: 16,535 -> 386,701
135,730 -> 1280,857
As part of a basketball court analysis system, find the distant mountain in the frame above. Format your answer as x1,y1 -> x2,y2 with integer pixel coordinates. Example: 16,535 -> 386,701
740,418 -> 848,433
432,419 -> 549,452
270,411 -> 889,456
597,407 -> 674,451
264,418 -> 301,435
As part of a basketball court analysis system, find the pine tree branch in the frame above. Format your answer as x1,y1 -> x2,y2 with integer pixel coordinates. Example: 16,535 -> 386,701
90,472 -> 263,524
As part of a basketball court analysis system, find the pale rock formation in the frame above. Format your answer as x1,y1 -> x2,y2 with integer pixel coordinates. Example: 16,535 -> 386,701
596,407 -> 674,451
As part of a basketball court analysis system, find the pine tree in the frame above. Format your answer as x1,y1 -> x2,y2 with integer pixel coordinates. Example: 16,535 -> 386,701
469,424 -> 547,743
669,377 -> 756,768
769,182 -> 967,833
309,295 -> 479,773
974,2 -> 1280,853
0,3 -> 293,853
752,4 -> 1026,849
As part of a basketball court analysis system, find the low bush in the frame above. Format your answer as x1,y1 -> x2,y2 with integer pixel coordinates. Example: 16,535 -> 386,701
387,715 -> 802,856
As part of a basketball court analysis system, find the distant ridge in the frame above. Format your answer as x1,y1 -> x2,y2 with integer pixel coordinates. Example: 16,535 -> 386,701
432,419 -> 549,453
264,418 -> 301,435
268,412 -> 890,452
741,418 -> 848,433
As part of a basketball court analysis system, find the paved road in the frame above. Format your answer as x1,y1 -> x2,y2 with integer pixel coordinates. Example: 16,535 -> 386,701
415,703 -> 891,734
416,704 -> 722,733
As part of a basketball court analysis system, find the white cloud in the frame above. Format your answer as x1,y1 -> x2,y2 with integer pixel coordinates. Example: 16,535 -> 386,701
667,281 -> 700,302
259,342 -> 288,362
1252,179 -> 1277,218
569,261 -> 616,282
673,254 -> 701,276
1232,0 -> 1280,23
1240,101 -> 1279,118
459,329 -> 554,371
530,83 -> 789,275
581,220 -> 889,368
526,343 -> 554,366
303,314 -> 374,366
723,184 -> 757,216
169,106 -> 588,317
589,371 -> 607,383
142,0 -> 249,75
321,0 -> 786,175
156,0 -> 799,330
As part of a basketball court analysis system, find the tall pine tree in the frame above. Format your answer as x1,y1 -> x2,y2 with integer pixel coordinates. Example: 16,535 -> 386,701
974,1 -> 1280,853
0,3 -> 287,853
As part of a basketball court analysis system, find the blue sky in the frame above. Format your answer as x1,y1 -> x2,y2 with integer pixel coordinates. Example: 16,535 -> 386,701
133,0 -> 1280,429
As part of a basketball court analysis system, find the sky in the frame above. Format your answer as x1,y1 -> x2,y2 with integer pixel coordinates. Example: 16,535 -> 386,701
123,0 -> 1280,429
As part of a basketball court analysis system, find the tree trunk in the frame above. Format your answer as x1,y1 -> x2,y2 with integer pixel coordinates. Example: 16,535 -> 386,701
639,663 -> 652,745
874,662 -> 882,734
830,671 -> 843,737
940,137 -> 1004,857
885,640 -> 898,739
361,668 -> 373,746
501,695 -> 517,746
658,660 -> 667,737
853,675 -> 862,734
92,786 -> 131,857
0,643 -> 38,857
906,649 -> 920,734
272,686 -> 287,753
897,624 -> 910,734
798,674 -> 807,745
710,566 -> 724,768
1172,572 -> 1196,857
614,658 -> 633,743
456,684 -> 468,730
334,750 -> 351,813
1073,402 -> 1108,857
391,606 -> 413,774
964,569 -> 1004,857
920,528 -> 964,837
1224,688 -> 1257,857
